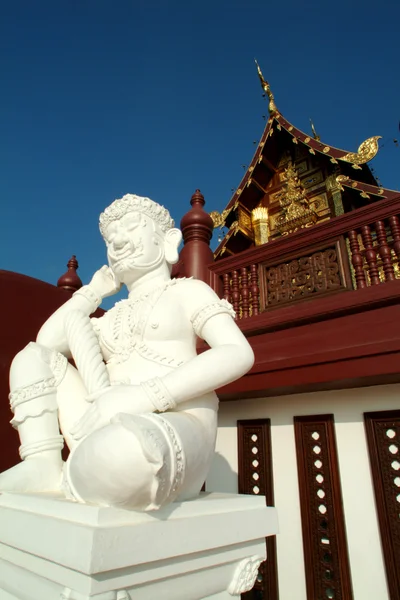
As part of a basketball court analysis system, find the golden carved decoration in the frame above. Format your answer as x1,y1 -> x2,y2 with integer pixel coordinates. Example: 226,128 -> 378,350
304,137 -> 311,143
302,171 -> 323,189
323,146 -> 331,153
330,157 -> 338,164
275,162 -> 318,235
230,220 -> 239,235
292,137 -> 298,144
335,175 -> 348,192
288,126 -> 294,132
252,207 -> 270,246
378,189 -> 384,195
277,123 -> 281,131
326,174 -> 342,192
309,148 -> 315,155
360,191 -> 370,199
310,192 -> 329,215
340,136 -> 381,165
255,60 -> 278,115
209,208 -> 231,229
239,208 -> 253,234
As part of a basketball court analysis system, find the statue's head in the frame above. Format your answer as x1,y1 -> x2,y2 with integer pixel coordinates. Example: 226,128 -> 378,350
99,194 -> 182,283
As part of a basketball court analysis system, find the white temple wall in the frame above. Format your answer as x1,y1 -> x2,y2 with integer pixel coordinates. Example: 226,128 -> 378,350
207,383 -> 400,600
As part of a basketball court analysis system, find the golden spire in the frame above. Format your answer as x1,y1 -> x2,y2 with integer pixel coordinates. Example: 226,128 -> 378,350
309,118 -> 320,141
254,59 -> 277,115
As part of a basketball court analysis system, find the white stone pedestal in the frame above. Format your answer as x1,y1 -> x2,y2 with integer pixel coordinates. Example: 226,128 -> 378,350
0,492 -> 278,600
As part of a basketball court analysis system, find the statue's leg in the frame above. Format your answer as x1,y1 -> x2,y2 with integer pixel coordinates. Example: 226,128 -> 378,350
64,413 -> 187,510
0,342 -> 67,493
63,405 -> 216,510
56,363 -> 91,451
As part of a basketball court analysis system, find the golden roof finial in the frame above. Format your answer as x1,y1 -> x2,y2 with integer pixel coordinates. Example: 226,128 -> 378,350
309,118 -> 321,141
254,59 -> 277,116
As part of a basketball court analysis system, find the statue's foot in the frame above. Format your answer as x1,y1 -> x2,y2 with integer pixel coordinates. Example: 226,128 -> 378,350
0,456 -> 63,494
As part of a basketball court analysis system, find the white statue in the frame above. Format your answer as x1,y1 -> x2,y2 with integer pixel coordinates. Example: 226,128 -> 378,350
0,194 -> 254,510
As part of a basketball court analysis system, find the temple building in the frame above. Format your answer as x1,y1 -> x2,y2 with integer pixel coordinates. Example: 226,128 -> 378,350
202,65 -> 400,600
1,65 -> 400,600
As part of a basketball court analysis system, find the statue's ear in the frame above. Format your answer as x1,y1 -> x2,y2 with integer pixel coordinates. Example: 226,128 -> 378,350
164,228 -> 182,265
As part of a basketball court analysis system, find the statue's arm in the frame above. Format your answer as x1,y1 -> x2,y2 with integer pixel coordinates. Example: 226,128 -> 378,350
160,280 -> 254,405
36,266 -> 120,354
36,290 -> 100,355
162,313 -> 254,405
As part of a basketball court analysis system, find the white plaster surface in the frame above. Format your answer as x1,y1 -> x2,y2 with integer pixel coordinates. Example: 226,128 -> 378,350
207,383 -> 400,600
0,491 -> 278,600
2,194 -> 255,513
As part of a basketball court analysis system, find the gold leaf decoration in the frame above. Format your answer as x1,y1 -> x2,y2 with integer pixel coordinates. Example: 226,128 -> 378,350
341,136 -> 381,165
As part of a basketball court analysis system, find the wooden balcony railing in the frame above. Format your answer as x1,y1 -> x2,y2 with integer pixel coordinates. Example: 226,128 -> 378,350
209,194 -> 400,321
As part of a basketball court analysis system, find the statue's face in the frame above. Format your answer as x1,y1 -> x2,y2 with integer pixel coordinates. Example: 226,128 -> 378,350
104,212 -> 165,283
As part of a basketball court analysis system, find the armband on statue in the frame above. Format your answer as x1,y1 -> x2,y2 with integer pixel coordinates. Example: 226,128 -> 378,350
141,377 -> 177,413
73,286 -> 102,312
190,299 -> 236,337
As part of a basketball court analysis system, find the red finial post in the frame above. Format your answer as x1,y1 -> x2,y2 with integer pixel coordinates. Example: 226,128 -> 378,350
57,255 -> 83,292
179,190 -> 214,283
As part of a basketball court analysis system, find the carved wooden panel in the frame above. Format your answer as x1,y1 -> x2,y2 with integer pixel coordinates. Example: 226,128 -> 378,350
364,410 -> 400,600
294,415 -> 353,600
261,240 -> 350,308
238,419 -> 279,600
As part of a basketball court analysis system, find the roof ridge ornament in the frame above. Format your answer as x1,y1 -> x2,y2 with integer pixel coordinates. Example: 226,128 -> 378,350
340,136 -> 382,165
309,118 -> 321,141
254,59 -> 277,116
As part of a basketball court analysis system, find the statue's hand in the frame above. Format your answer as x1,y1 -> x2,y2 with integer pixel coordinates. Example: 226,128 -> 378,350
88,266 -> 122,299
70,385 -> 154,441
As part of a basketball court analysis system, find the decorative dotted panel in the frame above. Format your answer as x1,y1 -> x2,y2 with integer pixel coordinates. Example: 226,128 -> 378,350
294,415 -> 353,600
238,419 -> 279,600
364,410 -> 400,600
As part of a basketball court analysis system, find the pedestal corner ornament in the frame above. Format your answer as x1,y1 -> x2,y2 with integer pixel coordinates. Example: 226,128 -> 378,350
227,555 -> 265,595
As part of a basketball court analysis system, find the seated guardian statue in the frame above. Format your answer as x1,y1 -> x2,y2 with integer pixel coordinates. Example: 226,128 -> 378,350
0,194 -> 254,510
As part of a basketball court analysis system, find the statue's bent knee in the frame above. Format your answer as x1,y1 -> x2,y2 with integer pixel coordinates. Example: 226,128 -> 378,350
10,342 -> 67,390
9,342 -> 68,431
65,414 -> 185,511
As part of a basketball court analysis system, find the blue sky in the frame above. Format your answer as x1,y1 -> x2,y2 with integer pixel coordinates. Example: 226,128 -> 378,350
1,0 -> 399,290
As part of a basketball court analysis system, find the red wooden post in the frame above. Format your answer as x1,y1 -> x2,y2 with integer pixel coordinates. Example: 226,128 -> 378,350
348,230 -> 367,289
250,264 -> 260,316
375,220 -> 395,282
222,272 -> 231,303
231,270 -> 240,316
360,225 -> 380,285
388,215 -> 400,260
57,256 -> 83,292
240,266 -> 250,319
179,190 -> 215,284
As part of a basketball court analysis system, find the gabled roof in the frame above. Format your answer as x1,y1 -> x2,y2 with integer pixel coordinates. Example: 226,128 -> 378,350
212,63 -> 384,257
